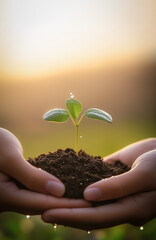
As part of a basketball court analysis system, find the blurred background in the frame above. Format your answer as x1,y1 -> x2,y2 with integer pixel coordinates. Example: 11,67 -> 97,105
0,0 -> 156,239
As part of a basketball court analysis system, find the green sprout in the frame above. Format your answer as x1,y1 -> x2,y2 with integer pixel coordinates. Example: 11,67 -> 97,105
43,98 -> 112,155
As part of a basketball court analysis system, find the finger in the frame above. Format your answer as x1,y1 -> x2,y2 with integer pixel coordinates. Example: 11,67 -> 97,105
12,192 -> 90,215
103,149 -> 134,166
103,148 -> 135,166
42,191 -> 156,230
84,160 -> 154,202
1,181 -> 91,215
2,155 -> 65,197
103,151 -> 120,163
104,138 -> 156,166
42,200 -> 131,230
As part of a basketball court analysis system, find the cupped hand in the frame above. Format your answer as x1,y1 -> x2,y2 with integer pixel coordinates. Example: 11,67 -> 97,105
0,171 -> 90,215
42,139 -> 156,230
83,138 -> 156,202
0,128 -> 90,214
0,128 -> 65,197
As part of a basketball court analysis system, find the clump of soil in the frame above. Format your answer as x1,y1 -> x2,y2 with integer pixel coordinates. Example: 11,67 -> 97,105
27,148 -> 130,199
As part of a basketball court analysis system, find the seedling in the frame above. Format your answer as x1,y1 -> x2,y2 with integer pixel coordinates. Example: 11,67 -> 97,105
43,99 -> 112,154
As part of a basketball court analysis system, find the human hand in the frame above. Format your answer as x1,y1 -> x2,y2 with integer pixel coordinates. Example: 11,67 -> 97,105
0,171 -> 90,215
42,139 -> 156,230
103,138 -> 156,167
0,128 -> 90,214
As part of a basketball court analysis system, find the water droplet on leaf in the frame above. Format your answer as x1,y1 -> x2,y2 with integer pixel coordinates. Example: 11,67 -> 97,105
87,230 -> 91,234
140,226 -> 144,231
26,215 -> 30,219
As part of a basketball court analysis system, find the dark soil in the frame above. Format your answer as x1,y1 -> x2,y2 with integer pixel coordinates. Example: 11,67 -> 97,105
27,148 -> 130,201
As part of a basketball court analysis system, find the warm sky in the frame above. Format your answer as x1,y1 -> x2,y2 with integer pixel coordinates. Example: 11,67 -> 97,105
0,0 -> 156,81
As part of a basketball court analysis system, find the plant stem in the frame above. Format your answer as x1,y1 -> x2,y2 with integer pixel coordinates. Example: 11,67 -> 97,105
69,114 -> 76,127
76,124 -> 79,155
77,113 -> 84,125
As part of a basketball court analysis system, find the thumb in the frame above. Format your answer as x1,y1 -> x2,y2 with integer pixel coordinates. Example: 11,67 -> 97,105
2,152 -> 65,198
83,169 -> 142,202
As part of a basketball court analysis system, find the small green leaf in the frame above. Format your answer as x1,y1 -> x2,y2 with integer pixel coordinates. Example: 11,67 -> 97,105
66,99 -> 82,120
43,109 -> 69,122
85,108 -> 112,123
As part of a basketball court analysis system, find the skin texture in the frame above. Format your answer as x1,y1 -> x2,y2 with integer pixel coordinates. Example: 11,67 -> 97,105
0,128 -> 90,215
42,138 -> 156,230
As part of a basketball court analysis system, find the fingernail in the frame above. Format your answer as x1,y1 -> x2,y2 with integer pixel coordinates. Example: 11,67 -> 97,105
46,181 -> 65,197
84,187 -> 102,201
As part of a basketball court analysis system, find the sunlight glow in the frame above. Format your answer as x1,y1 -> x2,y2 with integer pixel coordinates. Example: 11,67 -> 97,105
1,0 -> 155,81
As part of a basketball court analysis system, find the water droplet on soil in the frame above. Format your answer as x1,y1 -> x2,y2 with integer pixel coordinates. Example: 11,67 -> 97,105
140,226 -> 144,231
26,215 -> 30,219
80,182 -> 83,185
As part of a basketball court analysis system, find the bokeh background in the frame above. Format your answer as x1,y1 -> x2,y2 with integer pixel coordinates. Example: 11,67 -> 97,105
0,0 -> 156,239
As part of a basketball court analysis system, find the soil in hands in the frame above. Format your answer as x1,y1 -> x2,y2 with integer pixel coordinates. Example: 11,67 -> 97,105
28,148 -> 130,200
